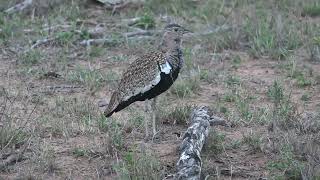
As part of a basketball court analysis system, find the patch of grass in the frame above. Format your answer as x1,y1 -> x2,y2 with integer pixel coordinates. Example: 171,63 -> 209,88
231,55 -> 242,69
225,75 -> 241,86
223,92 -> 236,102
105,118 -> 125,150
267,80 -> 285,104
114,150 -> 162,179
205,130 -> 226,155
111,54 -> 129,62
0,126 -> 28,150
226,139 -> 242,150
87,46 -> 105,58
38,144 -> 58,174
235,93 -> 254,121
295,73 -> 312,88
19,49 -> 43,67
267,144 -> 303,180
164,105 -> 193,125
56,31 -> 76,46
127,111 -> 145,130
171,75 -> 200,98
302,4 -> 320,17
199,69 -> 217,83
72,147 -> 88,157
68,66 -> 118,91
242,131 -> 262,152
0,13 -> 26,43
301,93 -> 311,101
134,12 -> 156,30
244,9 -> 302,59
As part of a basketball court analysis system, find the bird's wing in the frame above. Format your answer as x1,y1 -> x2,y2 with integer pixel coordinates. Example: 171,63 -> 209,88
104,51 -> 171,116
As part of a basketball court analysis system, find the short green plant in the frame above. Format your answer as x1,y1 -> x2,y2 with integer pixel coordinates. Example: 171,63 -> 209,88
87,46 -> 104,58
171,76 -> 200,98
38,144 -> 58,174
164,105 -> 193,125
72,147 -> 88,157
0,125 -> 28,150
114,150 -> 162,179
302,4 -> 320,17
19,50 -> 43,66
205,130 -> 225,155
301,93 -> 311,101
68,66 -> 112,91
235,94 -> 254,121
267,144 -> 303,179
56,31 -> 76,46
267,80 -> 285,104
225,75 -> 241,86
135,12 -> 156,29
242,131 -> 262,152
106,118 -> 124,150
244,9 -> 302,59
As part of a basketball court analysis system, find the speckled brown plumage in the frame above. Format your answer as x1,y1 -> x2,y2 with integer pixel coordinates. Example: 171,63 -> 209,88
104,24 -> 191,118
105,51 -> 166,117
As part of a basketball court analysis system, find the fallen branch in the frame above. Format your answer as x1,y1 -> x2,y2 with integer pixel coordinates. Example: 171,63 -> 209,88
79,38 -> 120,46
96,0 -> 145,14
175,106 -> 224,180
5,0 -> 33,14
80,29 -> 157,46
30,37 -> 56,49
124,30 -> 159,38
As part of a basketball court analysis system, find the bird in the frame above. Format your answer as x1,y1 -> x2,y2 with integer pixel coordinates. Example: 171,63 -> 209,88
104,23 -> 191,139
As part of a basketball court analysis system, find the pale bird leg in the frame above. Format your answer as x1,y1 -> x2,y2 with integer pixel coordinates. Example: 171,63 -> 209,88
151,97 -> 162,142
144,99 -> 152,139
151,97 -> 157,136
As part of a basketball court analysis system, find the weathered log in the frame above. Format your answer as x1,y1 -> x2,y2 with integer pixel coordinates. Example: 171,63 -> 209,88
175,106 -> 210,179
175,106 -> 225,180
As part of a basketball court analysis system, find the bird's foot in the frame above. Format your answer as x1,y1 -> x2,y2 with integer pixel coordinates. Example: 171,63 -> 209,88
151,130 -> 162,143
143,131 -> 162,143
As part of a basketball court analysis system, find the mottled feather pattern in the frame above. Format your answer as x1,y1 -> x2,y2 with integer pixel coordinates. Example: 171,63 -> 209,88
104,51 -> 167,116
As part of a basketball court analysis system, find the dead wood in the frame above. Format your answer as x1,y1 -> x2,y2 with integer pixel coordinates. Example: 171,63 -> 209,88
96,0 -> 145,14
5,0 -> 33,14
30,37 -> 57,49
175,106 -> 225,180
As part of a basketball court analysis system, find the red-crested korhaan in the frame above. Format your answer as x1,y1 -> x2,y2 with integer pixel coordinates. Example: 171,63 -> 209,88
104,23 -> 191,139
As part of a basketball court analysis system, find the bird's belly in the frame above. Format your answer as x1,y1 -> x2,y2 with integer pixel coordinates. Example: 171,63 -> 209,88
113,69 -> 180,113
138,69 -> 180,101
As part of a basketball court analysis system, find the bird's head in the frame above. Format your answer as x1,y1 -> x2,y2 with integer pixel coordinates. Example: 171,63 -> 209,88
161,23 -> 192,50
163,23 -> 192,39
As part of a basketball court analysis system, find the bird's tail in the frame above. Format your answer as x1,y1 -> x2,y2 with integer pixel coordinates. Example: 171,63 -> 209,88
104,92 -> 119,117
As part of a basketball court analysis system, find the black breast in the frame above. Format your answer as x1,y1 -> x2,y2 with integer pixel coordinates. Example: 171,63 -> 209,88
112,68 -> 180,113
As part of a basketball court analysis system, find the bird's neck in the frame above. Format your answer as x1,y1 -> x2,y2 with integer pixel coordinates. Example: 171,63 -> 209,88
160,36 -> 182,55
159,37 -> 183,69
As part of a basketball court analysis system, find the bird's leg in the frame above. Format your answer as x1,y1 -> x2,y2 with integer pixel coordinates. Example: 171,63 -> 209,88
144,100 -> 151,139
151,97 -> 157,136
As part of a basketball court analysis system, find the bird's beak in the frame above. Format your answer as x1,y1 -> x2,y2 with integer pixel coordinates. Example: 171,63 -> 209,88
183,27 -> 193,34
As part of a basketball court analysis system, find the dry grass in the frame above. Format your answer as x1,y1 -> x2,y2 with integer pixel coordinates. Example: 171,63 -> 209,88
1,0 -> 320,179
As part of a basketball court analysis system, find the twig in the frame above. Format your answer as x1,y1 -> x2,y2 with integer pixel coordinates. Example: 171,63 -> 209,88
79,38 -> 121,46
5,0 -> 33,14
100,0 -> 145,15
30,37 -> 56,49
124,30 -> 159,38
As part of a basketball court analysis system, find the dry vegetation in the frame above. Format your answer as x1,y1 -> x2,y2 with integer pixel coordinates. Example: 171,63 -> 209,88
1,0 -> 320,179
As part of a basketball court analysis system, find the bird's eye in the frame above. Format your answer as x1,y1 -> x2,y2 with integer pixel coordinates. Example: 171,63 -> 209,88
174,28 -> 178,32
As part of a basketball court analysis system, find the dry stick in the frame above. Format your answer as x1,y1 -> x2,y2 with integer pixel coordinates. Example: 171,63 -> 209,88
4,0 -> 33,14
30,37 -> 57,49
175,106 -> 226,180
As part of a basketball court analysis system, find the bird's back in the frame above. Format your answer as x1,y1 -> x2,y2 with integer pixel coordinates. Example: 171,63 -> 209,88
104,51 -> 180,117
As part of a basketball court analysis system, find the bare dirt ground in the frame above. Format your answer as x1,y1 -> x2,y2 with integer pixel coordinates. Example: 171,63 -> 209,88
1,0 -> 320,179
